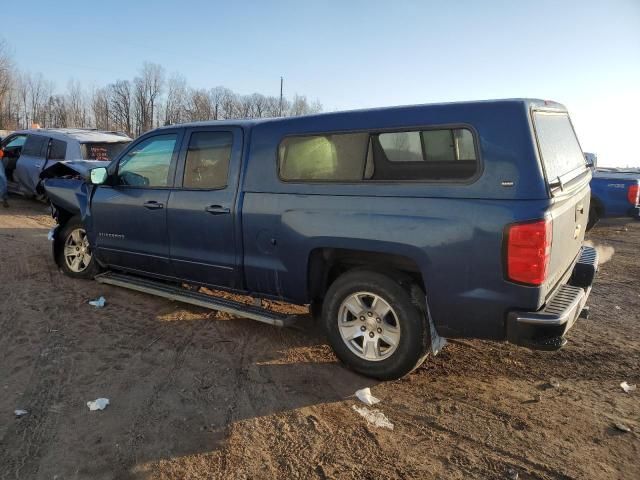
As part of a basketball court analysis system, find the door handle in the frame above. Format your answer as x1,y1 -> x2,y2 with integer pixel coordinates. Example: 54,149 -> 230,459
143,201 -> 164,210
205,205 -> 230,215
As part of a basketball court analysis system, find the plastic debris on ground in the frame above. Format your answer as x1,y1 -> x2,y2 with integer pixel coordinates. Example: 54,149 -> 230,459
548,378 -> 560,388
352,405 -> 394,430
47,228 -> 55,241
615,306 -> 621,310
506,468 -> 519,480
87,398 -> 110,411
14,409 -> 28,418
620,381 -> 636,393
88,296 -> 106,308
614,423 -> 631,433
355,387 -> 380,406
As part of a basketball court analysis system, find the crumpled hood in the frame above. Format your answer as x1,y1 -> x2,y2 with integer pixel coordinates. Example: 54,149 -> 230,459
40,160 -> 110,180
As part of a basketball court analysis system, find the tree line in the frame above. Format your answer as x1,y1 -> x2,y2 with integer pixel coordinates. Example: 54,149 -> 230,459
0,38 -> 321,137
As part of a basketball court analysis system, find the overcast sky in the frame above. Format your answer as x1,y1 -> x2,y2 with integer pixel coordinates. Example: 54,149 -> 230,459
2,0 -> 639,166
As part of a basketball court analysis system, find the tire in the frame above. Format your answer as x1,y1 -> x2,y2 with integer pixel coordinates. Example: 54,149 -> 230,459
55,216 -> 101,279
586,205 -> 599,232
322,269 -> 430,380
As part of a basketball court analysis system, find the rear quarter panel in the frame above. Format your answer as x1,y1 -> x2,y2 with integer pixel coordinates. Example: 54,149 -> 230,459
242,193 -> 551,339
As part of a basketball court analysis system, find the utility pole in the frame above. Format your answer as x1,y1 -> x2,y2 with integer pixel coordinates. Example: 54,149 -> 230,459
279,76 -> 283,117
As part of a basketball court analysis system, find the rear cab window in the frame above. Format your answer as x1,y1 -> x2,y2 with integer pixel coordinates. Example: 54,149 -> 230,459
81,142 -> 130,162
48,139 -> 67,160
278,126 -> 479,182
532,111 -> 587,188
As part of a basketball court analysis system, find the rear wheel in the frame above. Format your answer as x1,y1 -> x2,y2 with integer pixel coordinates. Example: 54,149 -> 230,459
322,270 -> 429,380
56,217 -> 100,279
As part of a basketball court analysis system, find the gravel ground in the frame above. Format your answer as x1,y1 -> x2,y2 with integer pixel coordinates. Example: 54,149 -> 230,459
0,197 -> 638,479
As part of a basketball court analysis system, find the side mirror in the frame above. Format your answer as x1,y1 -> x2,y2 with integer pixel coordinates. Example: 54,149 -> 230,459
89,167 -> 109,185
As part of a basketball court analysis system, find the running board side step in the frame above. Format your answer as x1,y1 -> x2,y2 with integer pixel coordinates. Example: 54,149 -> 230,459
94,272 -> 298,327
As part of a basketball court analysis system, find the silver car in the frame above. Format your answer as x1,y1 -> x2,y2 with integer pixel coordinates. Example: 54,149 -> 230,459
0,128 -> 131,198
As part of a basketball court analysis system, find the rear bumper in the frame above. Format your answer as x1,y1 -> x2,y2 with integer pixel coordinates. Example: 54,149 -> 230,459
506,246 -> 598,351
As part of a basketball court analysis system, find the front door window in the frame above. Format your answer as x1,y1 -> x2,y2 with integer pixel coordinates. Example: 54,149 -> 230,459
118,134 -> 177,187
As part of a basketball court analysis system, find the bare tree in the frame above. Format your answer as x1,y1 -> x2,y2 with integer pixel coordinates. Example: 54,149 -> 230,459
0,37 -> 322,134
249,93 -> 267,118
109,80 -> 133,135
263,96 -> 281,118
186,88 -> 213,122
91,87 -> 110,131
28,73 -> 48,126
164,74 -> 187,125
0,38 -> 14,128
17,72 -> 30,128
236,94 -> 254,119
133,62 -> 164,134
48,95 -> 68,127
67,79 -> 87,127
220,89 -> 238,119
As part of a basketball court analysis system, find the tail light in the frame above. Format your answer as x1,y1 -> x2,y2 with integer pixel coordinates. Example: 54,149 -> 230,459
627,184 -> 639,205
505,218 -> 552,286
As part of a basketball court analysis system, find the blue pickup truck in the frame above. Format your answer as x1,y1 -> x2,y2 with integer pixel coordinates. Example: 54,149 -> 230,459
41,99 -> 598,379
588,165 -> 640,230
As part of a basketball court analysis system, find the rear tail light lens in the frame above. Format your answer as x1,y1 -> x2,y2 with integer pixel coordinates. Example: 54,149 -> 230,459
506,218 -> 552,286
627,184 -> 639,205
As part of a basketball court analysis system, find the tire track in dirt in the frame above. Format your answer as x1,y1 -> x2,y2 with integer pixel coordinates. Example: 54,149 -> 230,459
111,318 -> 203,478
398,410 -> 577,480
0,239 -> 76,479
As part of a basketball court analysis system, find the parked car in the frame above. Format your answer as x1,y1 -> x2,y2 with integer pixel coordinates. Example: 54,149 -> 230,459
44,99 -> 598,380
0,128 -> 131,198
586,159 -> 640,230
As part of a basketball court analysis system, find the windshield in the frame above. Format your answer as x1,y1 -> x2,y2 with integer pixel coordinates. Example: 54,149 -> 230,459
533,111 -> 586,184
81,142 -> 130,162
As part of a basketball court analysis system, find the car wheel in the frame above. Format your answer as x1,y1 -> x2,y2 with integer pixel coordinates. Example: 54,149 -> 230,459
322,269 -> 429,380
56,217 -> 100,279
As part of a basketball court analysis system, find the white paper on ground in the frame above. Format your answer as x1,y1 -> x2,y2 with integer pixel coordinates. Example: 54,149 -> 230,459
620,381 -> 637,393
87,398 -> 110,411
14,409 -> 28,417
89,296 -> 106,308
614,422 -> 631,433
355,387 -> 380,406
352,405 -> 394,430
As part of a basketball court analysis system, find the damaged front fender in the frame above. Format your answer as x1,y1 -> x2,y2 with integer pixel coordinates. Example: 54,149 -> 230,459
43,178 -> 93,222
44,178 -> 97,269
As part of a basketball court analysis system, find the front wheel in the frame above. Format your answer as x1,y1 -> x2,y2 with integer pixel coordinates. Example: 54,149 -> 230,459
322,270 -> 430,380
55,217 -> 100,279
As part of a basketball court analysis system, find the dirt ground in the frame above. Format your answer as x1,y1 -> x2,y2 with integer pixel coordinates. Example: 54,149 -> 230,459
0,196 -> 638,480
